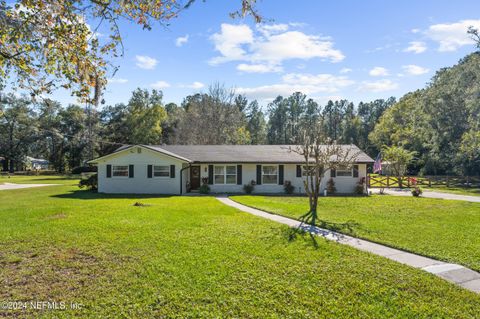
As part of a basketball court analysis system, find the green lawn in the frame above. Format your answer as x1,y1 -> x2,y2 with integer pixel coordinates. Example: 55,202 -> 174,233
426,186 -> 480,197
230,195 -> 480,272
1,178 -> 479,318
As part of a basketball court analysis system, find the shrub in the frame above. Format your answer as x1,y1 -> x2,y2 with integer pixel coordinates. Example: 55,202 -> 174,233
326,178 -> 336,195
283,180 -> 295,194
71,166 -> 97,174
199,177 -> 210,194
78,173 -> 97,191
243,180 -> 256,194
410,177 -> 423,197
411,187 -> 423,197
199,184 -> 210,194
355,177 -> 366,195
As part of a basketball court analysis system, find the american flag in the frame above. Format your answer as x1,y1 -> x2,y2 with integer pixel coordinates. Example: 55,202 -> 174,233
373,153 -> 382,173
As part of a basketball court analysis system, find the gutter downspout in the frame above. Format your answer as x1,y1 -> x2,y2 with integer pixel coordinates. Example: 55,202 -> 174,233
180,164 -> 191,195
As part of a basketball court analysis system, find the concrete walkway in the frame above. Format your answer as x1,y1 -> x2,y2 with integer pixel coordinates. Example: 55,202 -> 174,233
380,188 -> 480,203
217,196 -> 480,294
0,183 -> 57,191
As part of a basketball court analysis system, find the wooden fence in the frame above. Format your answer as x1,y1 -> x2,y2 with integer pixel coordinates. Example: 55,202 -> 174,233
367,175 -> 480,189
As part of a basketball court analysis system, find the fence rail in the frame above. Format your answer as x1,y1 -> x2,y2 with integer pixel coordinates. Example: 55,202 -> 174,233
367,175 -> 480,188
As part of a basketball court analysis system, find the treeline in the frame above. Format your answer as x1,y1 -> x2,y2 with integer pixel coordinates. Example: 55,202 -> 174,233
0,84 -> 394,172
370,52 -> 480,175
1,53 -> 479,175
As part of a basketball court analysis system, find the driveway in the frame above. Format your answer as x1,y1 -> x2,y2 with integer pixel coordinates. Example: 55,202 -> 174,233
0,183 -> 58,191
379,189 -> 480,203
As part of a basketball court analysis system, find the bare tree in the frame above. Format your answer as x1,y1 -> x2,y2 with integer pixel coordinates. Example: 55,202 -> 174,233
289,128 -> 359,227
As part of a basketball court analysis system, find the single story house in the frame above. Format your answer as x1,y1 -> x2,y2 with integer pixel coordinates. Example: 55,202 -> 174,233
25,156 -> 50,170
88,144 -> 374,195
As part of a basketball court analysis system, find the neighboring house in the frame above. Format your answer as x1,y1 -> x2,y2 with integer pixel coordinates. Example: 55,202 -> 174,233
88,145 -> 374,195
25,156 -> 50,170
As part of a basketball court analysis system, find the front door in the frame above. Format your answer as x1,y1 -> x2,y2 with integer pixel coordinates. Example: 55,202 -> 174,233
190,166 -> 201,190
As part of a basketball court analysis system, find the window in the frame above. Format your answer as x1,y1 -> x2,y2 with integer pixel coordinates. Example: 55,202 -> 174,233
336,165 -> 353,177
214,165 -> 237,184
302,166 -> 323,177
262,165 -> 278,184
112,165 -> 129,177
154,165 -> 170,177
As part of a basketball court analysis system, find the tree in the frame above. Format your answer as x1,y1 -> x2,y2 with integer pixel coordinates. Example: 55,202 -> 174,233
382,145 -> 416,187
246,100 -> 267,144
125,89 -> 168,145
289,123 -> 358,227
267,96 -> 289,144
468,26 -> 480,49
174,84 -> 250,144
0,0 -> 260,101
0,94 -> 36,171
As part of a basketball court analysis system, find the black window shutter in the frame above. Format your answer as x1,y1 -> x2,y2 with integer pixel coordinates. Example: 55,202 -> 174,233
129,165 -> 134,178
296,165 -> 302,178
353,165 -> 359,178
330,168 -> 336,178
208,165 -> 214,184
106,164 -> 112,178
256,165 -> 262,185
237,165 -> 242,185
278,165 -> 284,185
170,165 -> 175,178
147,165 -> 153,178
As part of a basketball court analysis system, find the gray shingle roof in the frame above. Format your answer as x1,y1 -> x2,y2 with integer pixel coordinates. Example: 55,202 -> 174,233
143,144 -> 374,163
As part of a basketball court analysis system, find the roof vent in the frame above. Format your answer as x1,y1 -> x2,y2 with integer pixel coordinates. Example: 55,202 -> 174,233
137,147 -> 142,154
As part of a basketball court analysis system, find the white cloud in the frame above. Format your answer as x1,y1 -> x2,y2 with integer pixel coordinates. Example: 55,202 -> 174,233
187,81 -> 205,89
175,34 -> 189,47
369,67 -> 389,77
340,68 -> 352,74
257,23 -> 289,36
250,30 -> 345,63
411,28 -> 421,34
425,19 -> 480,52
135,55 -> 158,70
150,81 -> 171,89
358,79 -> 398,92
108,78 -> 128,84
237,63 -> 282,73
210,24 -> 254,64
236,73 -> 354,100
404,41 -> 427,54
402,64 -> 430,75
209,23 -> 345,72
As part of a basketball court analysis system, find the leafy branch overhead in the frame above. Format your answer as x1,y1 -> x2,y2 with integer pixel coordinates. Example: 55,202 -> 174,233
0,0 -> 260,103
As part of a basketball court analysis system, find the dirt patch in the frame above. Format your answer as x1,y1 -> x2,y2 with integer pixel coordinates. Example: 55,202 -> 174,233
133,202 -> 151,207
45,213 -> 67,220
0,246 -> 104,301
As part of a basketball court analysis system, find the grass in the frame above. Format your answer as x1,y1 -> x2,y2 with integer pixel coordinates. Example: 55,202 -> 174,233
230,195 -> 480,272
0,178 -> 479,318
426,186 -> 480,197
0,174 -> 80,185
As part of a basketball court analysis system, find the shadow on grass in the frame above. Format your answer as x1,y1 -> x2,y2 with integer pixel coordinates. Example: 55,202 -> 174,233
51,190 -> 174,200
279,217 -> 364,249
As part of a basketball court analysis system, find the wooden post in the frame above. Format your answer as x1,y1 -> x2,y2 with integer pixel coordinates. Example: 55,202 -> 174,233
407,177 -> 410,188
446,175 -> 449,188
387,176 -> 390,188
428,178 -> 431,188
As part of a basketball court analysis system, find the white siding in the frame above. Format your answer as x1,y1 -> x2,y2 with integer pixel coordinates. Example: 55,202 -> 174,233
198,163 -> 367,194
97,146 -> 186,194
95,147 -> 367,195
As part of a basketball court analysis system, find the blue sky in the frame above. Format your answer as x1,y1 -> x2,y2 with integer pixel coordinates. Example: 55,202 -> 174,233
53,0 -> 480,108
